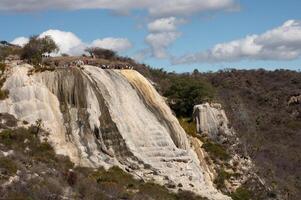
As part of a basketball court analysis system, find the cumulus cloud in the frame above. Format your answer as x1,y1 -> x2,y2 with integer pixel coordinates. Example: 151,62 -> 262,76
174,20 -> 301,64
91,38 -> 132,52
11,29 -> 133,55
147,17 -> 185,32
145,17 -> 185,59
148,0 -> 238,17
11,37 -> 29,47
0,0 -> 238,17
39,29 -> 84,55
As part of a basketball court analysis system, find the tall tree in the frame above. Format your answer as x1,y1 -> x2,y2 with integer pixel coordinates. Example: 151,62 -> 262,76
21,35 -> 59,65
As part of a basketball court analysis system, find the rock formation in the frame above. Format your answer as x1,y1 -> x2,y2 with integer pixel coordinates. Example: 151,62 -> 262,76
0,63 -> 230,200
288,94 -> 301,105
193,103 -> 256,193
193,103 -> 235,143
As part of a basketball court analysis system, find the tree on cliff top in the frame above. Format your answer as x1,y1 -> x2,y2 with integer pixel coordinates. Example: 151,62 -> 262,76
21,35 -> 59,65
85,47 -> 116,60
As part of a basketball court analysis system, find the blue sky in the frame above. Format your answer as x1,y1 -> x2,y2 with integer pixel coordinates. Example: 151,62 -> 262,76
1,0 -> 301,72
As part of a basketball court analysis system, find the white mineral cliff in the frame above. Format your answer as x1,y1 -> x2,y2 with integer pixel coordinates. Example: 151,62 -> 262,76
0,63 -> 230,200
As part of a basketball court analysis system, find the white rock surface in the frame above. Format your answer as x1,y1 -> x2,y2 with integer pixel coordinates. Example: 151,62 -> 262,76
0,63 -> 230,200
193,103 -> 235,143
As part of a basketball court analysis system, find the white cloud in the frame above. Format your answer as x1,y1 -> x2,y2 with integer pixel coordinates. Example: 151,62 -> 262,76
174,20 -> 301,64
147,17 -> 185,32
91,38 -> 132,52
39,29 -> 83,55
145,17 -> 184,59
10,37 -> 29,47
146,32 -> 181,59
11,29 -> 133,56
148,0 -> 238,17
0,0 -> 238,17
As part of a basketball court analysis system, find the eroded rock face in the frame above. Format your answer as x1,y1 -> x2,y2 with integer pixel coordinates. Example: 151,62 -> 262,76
288,94 -> 301,105
193,103 -> 261,193
0,64 -> 230,200
193,103 -> 236,144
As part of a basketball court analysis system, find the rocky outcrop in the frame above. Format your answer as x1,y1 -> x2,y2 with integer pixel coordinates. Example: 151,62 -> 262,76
288,94 -> 301,105
0,63 -> 230,200
193,103 -> 236,143
193,103 -> 256,192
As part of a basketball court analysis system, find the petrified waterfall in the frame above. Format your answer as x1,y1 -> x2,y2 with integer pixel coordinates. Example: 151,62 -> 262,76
0,64 -> 230,200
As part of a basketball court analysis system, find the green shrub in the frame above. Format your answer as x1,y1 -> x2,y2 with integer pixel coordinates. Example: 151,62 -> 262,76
0,89 -> 9,100
85,47 -> 117,60
202,141 -> 230,161
0,157 -> 18,178
0,63 -> 6,73
178,118 -> 197,137
0,76 -> 9,100
32,142 -> 56,163
0,129 -> 14,146
286,120 -> 301,131
214,169 -> 232,190
5,192 -> 30,200
176,191 -> 209,200
138,182 -> 175,200
231,187 -> 252,200
0,127 -> 36,149
91,166 -> 139,189
0,44 -> 21,61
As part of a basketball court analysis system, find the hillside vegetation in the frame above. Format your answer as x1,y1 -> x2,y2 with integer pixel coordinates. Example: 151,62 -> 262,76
205,69 -> 301,199
0,114 -> 207,200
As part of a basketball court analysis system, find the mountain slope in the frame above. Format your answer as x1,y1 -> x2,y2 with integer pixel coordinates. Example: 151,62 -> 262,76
206,69 -> 301,199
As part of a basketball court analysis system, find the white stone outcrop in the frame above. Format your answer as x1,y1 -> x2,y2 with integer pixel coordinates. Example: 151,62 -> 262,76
193,103 -> 235,143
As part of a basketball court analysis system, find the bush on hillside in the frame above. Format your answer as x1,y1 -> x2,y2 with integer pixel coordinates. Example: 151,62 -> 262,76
231,186 -> 252,200
214,169 -> 232,190
164,76 -> 215,117
0,45 -> 21,61
202,141 -> 230,162
85,47 -> 117,60
0,75 -> 9,100
0,63 -> 6,73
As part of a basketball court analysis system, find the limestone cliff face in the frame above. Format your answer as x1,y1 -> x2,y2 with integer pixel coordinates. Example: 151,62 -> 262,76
0,63 -> 230,200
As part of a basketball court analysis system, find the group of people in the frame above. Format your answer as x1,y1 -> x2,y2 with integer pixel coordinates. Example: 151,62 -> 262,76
62,60 -> 134,70
61,60 -> 87,68
99,64 -> 134,70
